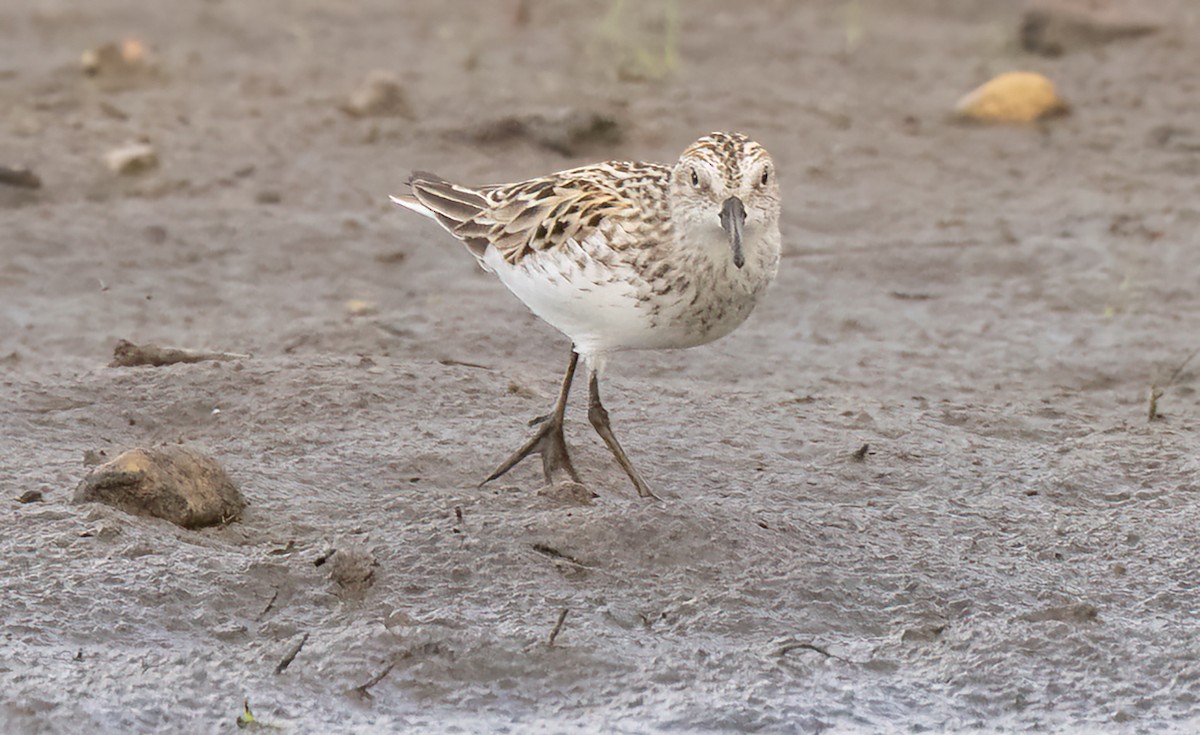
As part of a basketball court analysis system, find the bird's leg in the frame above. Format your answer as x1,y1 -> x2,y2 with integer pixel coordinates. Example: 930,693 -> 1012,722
586,369 -> 660,500
481,350 -> 581,487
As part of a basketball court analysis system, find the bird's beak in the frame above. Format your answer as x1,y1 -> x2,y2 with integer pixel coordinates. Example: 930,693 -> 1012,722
720,196 -> 746,269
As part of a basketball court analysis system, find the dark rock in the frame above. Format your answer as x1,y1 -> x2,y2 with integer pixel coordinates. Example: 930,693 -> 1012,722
0,165 -> 42,189
1020,0 -> 1160,57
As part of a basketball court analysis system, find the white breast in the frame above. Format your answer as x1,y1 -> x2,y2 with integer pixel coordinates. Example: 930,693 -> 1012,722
482,231 -> 654,356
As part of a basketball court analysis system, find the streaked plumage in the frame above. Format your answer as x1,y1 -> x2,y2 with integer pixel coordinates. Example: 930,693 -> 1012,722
392,132 -> 782,498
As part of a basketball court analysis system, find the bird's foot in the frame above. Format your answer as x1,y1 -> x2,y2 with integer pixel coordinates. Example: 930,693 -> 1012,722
623,469 -> 660,501
586,381 -> 660,501
480,415 -> 580,488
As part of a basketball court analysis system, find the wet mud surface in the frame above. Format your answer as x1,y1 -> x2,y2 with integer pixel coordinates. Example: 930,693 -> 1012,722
2,1 -> 1200,732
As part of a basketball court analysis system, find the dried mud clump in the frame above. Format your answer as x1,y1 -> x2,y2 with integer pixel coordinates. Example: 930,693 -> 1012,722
1018,602 -> 1100,624
342,70 -> 412,118
458,109 -> 623,157
1020,0 -> 1160,57
325,545 -> 378,599
108,339 -> 247,367
73,446 -> 245,528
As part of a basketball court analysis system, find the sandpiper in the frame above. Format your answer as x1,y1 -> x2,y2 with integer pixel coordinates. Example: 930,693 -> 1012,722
392,132 -> 782,498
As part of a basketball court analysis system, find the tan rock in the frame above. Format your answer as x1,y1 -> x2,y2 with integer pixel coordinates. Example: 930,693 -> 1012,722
955,72 -> 1069,124
105,142 -> 159,175
344,298 -> 377,316
74,446 -> 245,528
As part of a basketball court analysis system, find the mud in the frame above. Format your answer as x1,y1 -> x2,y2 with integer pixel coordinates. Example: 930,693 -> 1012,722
2,1 -> 1200,732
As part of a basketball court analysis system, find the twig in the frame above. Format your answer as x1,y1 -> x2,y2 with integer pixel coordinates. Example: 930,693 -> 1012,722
351,662 -> 396,699
531,543 -> 584,566
528,544 -> 631,583
1166,347 -> 1200,386
438,357 -> 493,371
774,640 -> 856,664
257,590 -> 279,621
547,608 -> 569,646
274,632 -> 308,674
1148,386 -> 1165,422
1149,346 -> 1199,421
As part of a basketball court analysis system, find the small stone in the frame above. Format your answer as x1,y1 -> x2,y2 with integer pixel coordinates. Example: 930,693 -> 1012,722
73,446 -> 245,529
254,190 -> 282,205
211,622 -> 248,641
81,39 -> 150,76
105,142 -> 158,175
343,70 -> 411,118
17,490 -> 44,504
344,299 -> 377,316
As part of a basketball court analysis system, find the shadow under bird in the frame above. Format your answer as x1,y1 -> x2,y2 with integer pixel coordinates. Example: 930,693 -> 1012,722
391,131 -> 782,499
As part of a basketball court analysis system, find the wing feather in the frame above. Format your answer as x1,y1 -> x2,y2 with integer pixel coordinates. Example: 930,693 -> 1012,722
392,162 -> 670,266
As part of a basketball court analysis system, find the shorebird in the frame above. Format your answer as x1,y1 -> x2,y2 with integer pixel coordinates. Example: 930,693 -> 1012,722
391,132 -> 781,498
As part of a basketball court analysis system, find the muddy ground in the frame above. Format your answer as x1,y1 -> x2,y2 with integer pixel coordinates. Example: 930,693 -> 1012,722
3,0 -> 1200,732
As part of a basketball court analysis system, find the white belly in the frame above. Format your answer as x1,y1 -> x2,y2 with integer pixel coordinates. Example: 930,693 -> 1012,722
483,241 -> 654,356
481,225 -> 778,357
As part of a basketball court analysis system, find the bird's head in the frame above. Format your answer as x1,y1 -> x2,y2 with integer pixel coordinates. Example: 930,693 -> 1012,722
669,132 -> 780,269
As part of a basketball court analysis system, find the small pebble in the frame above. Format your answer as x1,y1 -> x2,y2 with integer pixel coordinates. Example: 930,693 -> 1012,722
81,39 -> 149,76
344,70 -> 411,118
105,142 -> 158,175
344,299 -> 376,316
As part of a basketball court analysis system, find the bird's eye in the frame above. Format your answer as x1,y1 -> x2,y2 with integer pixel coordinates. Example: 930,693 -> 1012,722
690,168 -> 700,187
760,167 -> 770,186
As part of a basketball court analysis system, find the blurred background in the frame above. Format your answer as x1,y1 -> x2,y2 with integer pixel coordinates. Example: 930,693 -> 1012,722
3,0 -> 1196,366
